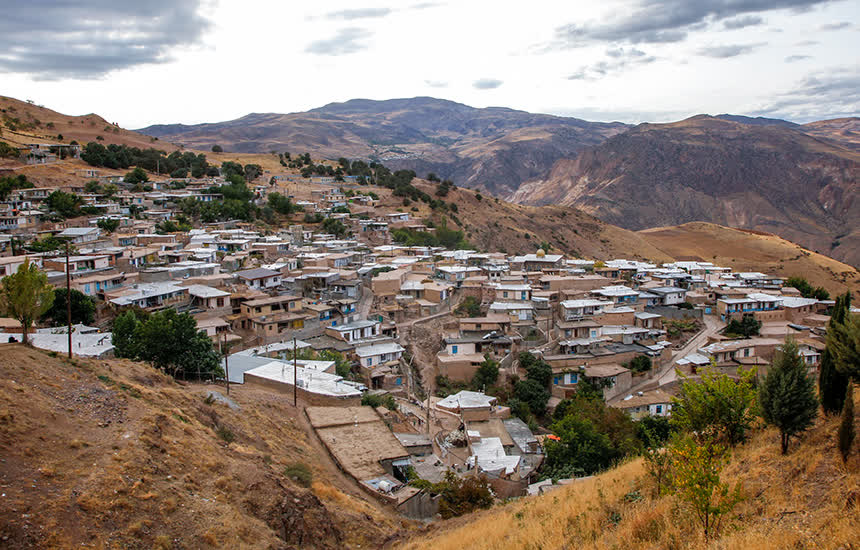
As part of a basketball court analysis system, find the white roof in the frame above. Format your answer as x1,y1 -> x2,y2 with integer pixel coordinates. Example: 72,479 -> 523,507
2,325 -> 113,357
467,437 -> 521,476
186,284 -> 230,298
355,342 -> 405,357
780,296 -> 818,308
244,360 -> 360,398
561,299 -> 612,308
437,390 -> 497,411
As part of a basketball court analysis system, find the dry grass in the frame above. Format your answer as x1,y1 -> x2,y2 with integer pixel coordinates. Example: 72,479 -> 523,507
398,389 -> 860,550
640,222 -> 859,295
0,344 -> 406,548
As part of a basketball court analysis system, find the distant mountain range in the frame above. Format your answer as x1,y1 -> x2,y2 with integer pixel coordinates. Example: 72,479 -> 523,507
139,98 -> 859,266
140,97 -> 628,197
512,115 -> 859,266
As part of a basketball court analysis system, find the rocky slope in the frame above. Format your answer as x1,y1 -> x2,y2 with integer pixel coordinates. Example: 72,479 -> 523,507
512,115 -> 860,266
0,345 -> 406,549
139,97 -> 628,196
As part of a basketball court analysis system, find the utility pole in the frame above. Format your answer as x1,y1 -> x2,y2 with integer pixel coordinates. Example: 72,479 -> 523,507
293,338 -> 298,407
222,332 -> 230,395
65,241 -> 72,359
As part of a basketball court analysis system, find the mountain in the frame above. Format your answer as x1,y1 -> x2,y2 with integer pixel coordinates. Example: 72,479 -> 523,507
139,97 -> 628,196
512,115 -> 860,267
0,95 -> 173,152
801,117 -> 860,152
714,114 -> 799,127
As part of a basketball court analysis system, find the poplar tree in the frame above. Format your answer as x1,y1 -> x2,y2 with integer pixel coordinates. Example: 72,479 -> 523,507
838,384 -> 855,462
759,337 -> 818,454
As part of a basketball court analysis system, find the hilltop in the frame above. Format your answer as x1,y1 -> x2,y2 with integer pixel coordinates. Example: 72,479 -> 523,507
513,115 -> 860,267
139,97 -> 628,197
0,95 -> 172,153
0,345 -> 407,548
398,391 -> 860,550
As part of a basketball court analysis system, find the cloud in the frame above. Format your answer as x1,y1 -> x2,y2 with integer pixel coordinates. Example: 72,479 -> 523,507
473,78 -> 503,90
322,8 -> 392,20
795,40 -> 820,46
751,65 -> 860,122
550,0 -> 832,48
785,54 -> 812,62
548,106 -> 691,124
0,0 -> 211,80
819,21 -> 852,30
697,42 -> 766,58
305,28 -> 373,55
424,80 -> 449,88
722,15 -> 764,29
568,48 -> 657,80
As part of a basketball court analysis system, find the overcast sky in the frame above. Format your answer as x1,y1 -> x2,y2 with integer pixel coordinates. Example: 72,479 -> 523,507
1,0 -> 858,128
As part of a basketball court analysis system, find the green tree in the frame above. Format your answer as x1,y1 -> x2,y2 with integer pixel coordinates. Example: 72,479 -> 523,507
435,471 -> 493,519
471,356 -> 499,390
838,384 -> 854,462
523,355 -> 552,389
96,218 -> 120,234
671,366 -> 757,446
785,276 -> 829,300
111,310 -> 140,358
0,259 -> 55,345
669,435 -> 742,540
628,355 -> 652,373
454,296 -> 481,317
759,337 -> 818,454
115,309 -> 221,379
46,190 -> 82,218
211,145 -> 223,153
123,166 -> 149,184
41,288 -> 95,326
827,293 -> 860,380
513,378 -> 550,416
544,416 -> 615,478
724,315 -> 761,337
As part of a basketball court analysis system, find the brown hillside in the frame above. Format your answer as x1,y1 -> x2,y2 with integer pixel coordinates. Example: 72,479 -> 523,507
0,95 -> 174,153
512,115 -> 860,267
0,345 -> 408,549
802,117 -> 860,152
398,387 -> 860,550
638,222 -> 859,296
139,97 -> 628,197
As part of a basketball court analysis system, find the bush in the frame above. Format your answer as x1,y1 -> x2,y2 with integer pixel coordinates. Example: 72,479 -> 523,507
216,426 -> 235,443
413,471 -> 493,519
284,462 -> 313,488
361,393 -> 397,410
211,144 -> 223,153
672,367 -> 757,446
628,355 -> 652,374
455,296 -> 481,317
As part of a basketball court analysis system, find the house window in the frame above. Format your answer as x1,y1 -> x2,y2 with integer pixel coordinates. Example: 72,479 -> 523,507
744,348 -> 750,357
503,291 -> 509,298
655,405 -> 662,414
367,357 -> 373,366
395,377 -> 402,385
553,376 -> 561,385
452,345 -> 458,355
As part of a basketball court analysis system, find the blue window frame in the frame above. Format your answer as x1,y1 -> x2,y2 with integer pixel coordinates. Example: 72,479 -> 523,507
452,345 -> 458,354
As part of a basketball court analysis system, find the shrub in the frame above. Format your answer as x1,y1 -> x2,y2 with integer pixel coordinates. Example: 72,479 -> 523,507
284,462 -> 313,487
215,425 -> 235,443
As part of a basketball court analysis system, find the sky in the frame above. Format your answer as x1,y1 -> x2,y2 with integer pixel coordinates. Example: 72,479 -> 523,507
1,0 -> 858,128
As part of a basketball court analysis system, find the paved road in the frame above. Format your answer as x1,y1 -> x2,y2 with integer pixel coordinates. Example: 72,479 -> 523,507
613,315 -> 724,401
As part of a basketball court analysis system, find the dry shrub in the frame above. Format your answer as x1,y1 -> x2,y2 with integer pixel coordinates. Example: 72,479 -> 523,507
312,481 -> 350,506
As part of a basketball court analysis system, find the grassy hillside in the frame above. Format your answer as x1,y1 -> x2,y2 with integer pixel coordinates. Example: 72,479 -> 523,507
639,222 -> 859,295
0,344 -> 407,548
398,390 -> 860,550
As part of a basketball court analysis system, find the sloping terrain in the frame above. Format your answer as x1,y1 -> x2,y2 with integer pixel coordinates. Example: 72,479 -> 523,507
638,222 -> 859,295
344,179 -> 674,263
0,345 -> 406,549
513,115 -> 860,266
140,97 -> 628,196
399,392 -> 860,550
0,95 -> 173,153
802,117 -> 860,152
